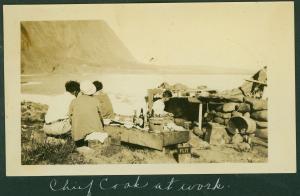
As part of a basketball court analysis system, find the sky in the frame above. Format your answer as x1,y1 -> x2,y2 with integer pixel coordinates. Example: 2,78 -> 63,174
9,2 -> 295,71
95,2 -> 294,71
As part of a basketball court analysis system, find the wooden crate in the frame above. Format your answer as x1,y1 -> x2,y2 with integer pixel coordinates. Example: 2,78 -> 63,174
105,126 -> 190,151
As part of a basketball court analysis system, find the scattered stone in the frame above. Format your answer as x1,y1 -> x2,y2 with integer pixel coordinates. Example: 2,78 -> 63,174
234,142 -> 251,152
198,140 -> 210,150
76,146 -> 95,155
190,137 -> 210,150
46,137 -> 66,145
247,157 -> 253,163
251,110 -> 268,121
231,133 -> 244,144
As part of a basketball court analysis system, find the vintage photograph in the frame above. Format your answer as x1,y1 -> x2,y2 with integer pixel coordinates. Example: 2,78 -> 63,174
4,2 -> 296,175
20,14 -> 269,165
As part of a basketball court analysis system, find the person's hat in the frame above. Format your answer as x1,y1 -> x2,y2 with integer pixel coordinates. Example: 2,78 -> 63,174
80,80 -> 96,95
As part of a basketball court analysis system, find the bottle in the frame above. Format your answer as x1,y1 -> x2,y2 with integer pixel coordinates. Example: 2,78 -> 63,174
139,108 -> 144,128
133,110 -> 137,125
151,109 -> 154,117
146,110 -> 151,123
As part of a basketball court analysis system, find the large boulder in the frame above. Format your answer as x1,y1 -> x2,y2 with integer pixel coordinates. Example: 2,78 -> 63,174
243,112 -> 251,118
256,121 -> 268,128
237,103 -> 251,113
244,97 -> 268,111
255,128 -> 268,140
234,142 -> 251,152
251,110 -> 268,121
223,103 -> 239,112
204,123 -> 230,145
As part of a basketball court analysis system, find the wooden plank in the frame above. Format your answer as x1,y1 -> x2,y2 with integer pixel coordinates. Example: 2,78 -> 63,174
126,130 -> 163,150
162,131 -> 190,146
105,125 -> 190,150
198,103 -> 203,129
245,78 -> 267,86
105,125 -> 163,150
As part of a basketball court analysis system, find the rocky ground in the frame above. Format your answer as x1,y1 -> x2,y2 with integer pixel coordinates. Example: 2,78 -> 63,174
21,101 -> 267,165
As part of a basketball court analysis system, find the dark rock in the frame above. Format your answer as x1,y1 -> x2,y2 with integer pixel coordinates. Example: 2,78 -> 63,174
215,112 -> 232,119
237,103 -> 251,113
213,117 -> 225,125
256,121 -> 268,128
251,110 -> 268,121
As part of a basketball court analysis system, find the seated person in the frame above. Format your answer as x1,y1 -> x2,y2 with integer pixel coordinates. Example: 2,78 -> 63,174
69,80 -> 104,147
93,81 -> 115,119
152,90 -> 172,116
43,81 -> 80,136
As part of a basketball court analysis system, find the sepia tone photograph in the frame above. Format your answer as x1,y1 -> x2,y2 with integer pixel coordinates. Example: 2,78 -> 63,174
4,2 -> 296,175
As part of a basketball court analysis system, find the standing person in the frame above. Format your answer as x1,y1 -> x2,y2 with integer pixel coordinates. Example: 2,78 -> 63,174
152,90 -> 173,116
69,80 -> 104,147
93,81 -> 115,119
43,80 -> 80,136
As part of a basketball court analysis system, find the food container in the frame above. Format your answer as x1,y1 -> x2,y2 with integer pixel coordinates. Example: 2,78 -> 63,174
177,143 -> 191,154
176,143 -> 192,163
149,117 -> 164,132
227,116 -> 257,134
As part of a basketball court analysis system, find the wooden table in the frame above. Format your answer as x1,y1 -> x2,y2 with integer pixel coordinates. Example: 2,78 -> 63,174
105,125 -> 190,151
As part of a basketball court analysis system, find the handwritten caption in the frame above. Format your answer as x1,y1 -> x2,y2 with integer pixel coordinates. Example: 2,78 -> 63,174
49,176 -> 228,196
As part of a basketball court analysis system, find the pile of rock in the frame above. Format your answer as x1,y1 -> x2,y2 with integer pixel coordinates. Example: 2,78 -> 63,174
245,97 -> 268,140
211,102 -> 240,126
208,97 -> 268,140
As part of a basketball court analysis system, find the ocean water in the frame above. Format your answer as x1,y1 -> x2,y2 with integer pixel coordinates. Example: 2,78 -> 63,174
22,73 -> 251,115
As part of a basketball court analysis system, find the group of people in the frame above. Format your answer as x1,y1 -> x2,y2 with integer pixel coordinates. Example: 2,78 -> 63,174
43,79 -> 175,148
43,80 -> 114,147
